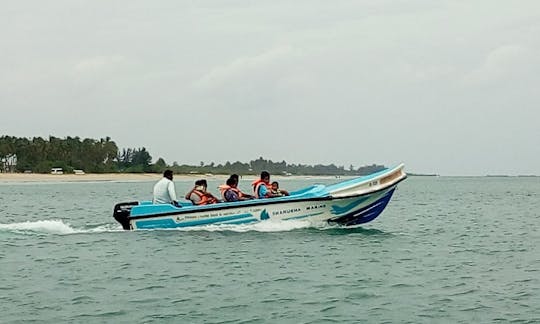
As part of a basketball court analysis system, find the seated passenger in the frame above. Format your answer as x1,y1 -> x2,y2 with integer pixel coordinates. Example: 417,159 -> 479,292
218,174 -> 254,200
185,179 -> 219,205
222,178 -> 252,202
153,170 -> 180,207
252,171 -> 283,199
270,181 -> 289,197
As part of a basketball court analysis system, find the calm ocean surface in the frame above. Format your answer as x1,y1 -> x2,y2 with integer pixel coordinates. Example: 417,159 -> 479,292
1,176 -> 539,323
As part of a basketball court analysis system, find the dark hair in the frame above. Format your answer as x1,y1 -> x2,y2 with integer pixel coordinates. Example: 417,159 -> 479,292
260,171 -> 270,179
271,181 -> 279,186
230,174 -> 239,181
226,177 -> 236,186
195,179 -> 208,187
163,170 -> 173,178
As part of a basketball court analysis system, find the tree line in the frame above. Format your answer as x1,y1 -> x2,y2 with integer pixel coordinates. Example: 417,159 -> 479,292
170,157 -> 385,176
0,136 -> 385,175
0,136 -> 152,173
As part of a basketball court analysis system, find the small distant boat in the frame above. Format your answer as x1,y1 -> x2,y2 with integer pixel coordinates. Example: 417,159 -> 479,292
113,164 -> 407,230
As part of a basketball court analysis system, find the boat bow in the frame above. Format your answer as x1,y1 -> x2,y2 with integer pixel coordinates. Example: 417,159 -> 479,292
326,163 -> 406,198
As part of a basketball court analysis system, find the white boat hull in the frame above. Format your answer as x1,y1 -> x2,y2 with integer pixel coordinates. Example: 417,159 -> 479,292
113,164 -> 406,230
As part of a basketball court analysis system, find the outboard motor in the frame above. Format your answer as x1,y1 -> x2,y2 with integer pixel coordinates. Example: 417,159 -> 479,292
113,202 -> 139,230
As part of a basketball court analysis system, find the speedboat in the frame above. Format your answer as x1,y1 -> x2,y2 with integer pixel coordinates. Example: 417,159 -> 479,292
113,164 -> 406,230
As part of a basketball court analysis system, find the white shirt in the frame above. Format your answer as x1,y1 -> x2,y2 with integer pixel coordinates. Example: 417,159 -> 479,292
153,177 -> 177,204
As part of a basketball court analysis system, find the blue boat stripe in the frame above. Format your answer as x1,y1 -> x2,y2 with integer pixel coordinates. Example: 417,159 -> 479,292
330,196 -> 372,215
135,218 -> 177,229
136,213 -> 253,229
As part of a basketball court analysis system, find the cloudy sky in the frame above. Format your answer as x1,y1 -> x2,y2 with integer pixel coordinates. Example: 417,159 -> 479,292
1,1 -> 539,175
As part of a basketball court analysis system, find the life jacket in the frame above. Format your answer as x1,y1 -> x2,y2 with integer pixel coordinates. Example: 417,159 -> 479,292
252,179 -> 271,198
218,185 -> 242,201
191,190 -> 217,205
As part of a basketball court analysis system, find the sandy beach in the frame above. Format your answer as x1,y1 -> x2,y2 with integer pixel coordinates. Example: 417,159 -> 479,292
0,173 -> 228,183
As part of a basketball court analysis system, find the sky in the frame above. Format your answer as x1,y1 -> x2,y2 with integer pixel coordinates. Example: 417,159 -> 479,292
1,0 -> 539,176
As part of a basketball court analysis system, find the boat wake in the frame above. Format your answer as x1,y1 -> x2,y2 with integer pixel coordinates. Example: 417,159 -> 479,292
0,220 -> 123,235
0,219 -> 334,235
174,219 -> 318,233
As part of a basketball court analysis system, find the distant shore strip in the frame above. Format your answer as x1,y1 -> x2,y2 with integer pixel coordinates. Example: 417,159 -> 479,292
0,173 -> 344,183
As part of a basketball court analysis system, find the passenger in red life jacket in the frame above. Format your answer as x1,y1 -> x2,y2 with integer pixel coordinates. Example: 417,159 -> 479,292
185,179 -> 220,205
218,174 -> 254,201
252,171 -> 284,198
222,177 -> 252,202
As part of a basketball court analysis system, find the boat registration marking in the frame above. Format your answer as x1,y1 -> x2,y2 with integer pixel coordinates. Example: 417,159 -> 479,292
306,204 -> 326,210
272,208 -> 301,216
175,208 -> 261,223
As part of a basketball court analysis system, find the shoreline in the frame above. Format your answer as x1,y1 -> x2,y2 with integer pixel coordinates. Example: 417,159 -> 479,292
0,173 -> 343,183
0,173 -> 160,183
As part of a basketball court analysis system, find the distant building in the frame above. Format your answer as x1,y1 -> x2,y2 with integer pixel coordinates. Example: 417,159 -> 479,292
51,168 -> 64,174
0,154 -> 17,173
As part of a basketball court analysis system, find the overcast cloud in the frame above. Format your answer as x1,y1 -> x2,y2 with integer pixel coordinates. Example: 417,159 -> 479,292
1,0 -> 539,175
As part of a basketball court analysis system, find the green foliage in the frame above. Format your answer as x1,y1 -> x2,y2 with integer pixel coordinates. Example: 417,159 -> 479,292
168,157 -> 385,176
0,135 -> 121,173
153,158 -> 167,173
0,135 -> 386,175
117,147 -> 152,172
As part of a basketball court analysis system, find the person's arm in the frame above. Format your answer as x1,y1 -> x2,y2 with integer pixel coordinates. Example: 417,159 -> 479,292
185,188 -> 195,200
265,187 -> 284,198
240,190 -> 255,199
167,181 -> 179,206
259,185 -> 269,198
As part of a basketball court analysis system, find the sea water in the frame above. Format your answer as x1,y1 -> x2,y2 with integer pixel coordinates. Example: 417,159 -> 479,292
1,177 -> 539,323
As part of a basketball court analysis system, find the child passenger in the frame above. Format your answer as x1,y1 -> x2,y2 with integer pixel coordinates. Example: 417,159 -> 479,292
270,181 -> 289,197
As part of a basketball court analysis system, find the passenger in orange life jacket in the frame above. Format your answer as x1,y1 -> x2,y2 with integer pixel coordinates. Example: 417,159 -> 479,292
252,171 -> 283,198
218,174 -> 254,201
185,179 -> 220,205
222,177 -> 252,202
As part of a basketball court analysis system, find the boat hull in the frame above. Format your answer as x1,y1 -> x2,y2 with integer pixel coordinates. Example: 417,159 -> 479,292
113,164 -> 406,230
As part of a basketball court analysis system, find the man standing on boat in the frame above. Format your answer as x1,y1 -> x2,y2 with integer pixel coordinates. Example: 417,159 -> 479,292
153,170 -> 180,207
